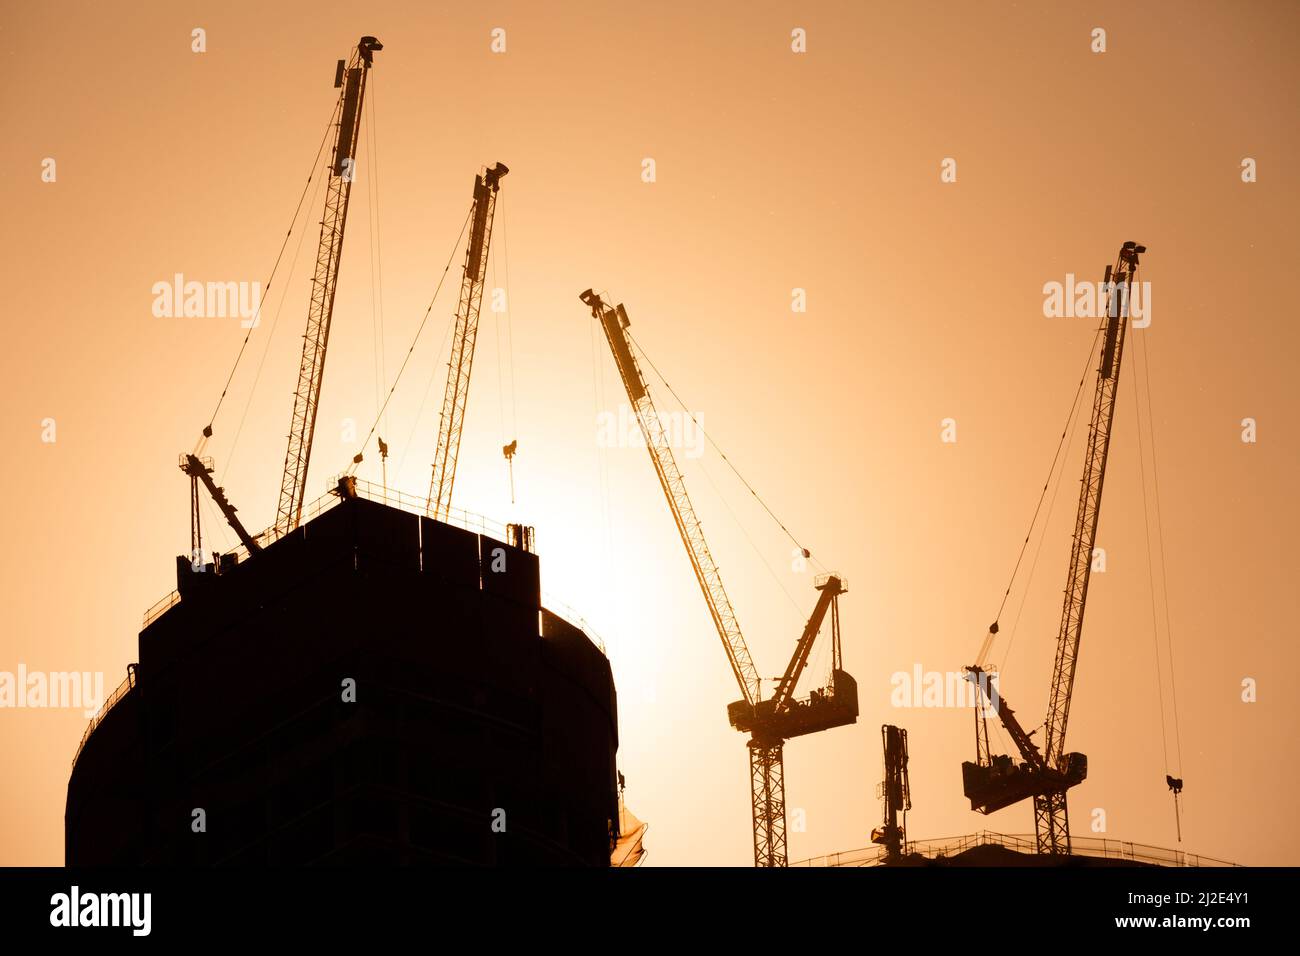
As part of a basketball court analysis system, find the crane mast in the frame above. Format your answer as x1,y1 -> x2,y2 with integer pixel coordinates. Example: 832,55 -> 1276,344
962,241 -> 1146,854
274,36 -> 381,536
583,290 -> 856,868
427,163 -> 509,519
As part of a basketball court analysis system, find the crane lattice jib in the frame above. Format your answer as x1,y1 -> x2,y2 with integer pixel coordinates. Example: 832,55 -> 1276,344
1043,243 -> 1143,774
428,163 -> 508,519
275,37 -> 381,536
964,666 -> 1045,771
769,577 -> 840,712
583,291 -> 762,707
182,454 -> 263,555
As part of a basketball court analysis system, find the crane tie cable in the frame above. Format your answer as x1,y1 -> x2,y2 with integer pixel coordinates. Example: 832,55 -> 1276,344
1131,273 -> 1183,776
1139,301 -> 1184,775
991,319 -> 1106,627
203,97 -> 342,438
627,330 -> 818,565
345,205 -> 473,474
219,165 -> 327,484
1131,308 -> 1172,778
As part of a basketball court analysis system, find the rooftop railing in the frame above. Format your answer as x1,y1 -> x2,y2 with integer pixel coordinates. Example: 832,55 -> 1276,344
791,830 -> 1240,868
71,667 -> 135,767
541,593 -> 608,656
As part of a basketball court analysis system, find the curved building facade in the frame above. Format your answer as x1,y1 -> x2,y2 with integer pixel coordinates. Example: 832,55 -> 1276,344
66,494 -> 621,865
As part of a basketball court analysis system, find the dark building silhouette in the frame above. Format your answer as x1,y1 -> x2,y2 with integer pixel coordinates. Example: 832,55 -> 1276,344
66,492 -> 621,865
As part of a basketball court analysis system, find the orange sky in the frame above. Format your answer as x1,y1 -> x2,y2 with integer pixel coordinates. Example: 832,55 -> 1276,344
2,1 -> 1297,866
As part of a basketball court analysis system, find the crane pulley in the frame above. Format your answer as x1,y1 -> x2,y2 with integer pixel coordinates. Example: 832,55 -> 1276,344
964,241 -> 1146,854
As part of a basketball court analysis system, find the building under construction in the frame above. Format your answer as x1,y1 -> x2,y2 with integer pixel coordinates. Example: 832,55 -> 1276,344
66,35 -> 631,867
62,34 -> 1189,872
66,482 -> 622,865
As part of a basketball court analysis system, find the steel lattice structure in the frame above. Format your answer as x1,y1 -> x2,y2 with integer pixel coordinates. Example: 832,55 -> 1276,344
275,37 -> 381,536
584,292 -> 762,704
962,242 -> 1146,856
584,290 -> 855,867
427,164 -> 508,520
750,742 -> 787,867
1036,241 -> 1143,852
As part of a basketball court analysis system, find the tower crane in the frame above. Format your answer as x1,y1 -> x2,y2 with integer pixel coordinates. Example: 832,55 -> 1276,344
582,290 -> 857,867
962,241 -> 1147,854
426,162 -> 509,519
274,36 -> 382,536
